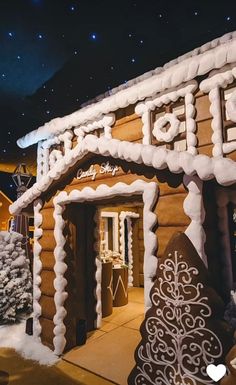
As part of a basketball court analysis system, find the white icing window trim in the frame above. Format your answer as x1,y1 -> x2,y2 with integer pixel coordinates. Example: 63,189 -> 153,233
52,180 -> 158,355
119,211 -> 140,287
135,81 -> 197,151
100,211 -> 119,252
200,65 -> 236,156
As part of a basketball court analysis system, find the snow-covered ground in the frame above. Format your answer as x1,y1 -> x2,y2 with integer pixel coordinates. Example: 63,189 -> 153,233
0,320 -> 59,366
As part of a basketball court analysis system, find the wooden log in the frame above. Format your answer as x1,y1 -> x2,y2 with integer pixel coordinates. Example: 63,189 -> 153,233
195,94 -> 212,122
198,144 -> 213,157
196,119 -> 213,147
112,117 -> 142,142
40,251 -> 55,270
39,295 -> 56,320
156,226 -> 187,257
39,317 -> 55,347
155,193 -> 190,227
40,270 -> 56,296
41,207 -> 55,230
39,230 -> 56,251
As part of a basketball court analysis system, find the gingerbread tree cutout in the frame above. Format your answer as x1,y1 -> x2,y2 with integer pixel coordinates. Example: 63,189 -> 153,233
128,232 -> 233,385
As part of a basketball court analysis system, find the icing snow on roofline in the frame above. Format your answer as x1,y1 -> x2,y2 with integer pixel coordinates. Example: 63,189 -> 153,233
10,135 -> 236,215
17,31 -> 236,149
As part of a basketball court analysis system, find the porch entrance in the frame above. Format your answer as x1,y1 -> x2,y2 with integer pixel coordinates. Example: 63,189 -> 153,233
62,196 -> 145,352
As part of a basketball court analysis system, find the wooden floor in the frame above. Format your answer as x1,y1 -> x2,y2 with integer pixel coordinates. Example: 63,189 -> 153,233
63,287 -> 144,385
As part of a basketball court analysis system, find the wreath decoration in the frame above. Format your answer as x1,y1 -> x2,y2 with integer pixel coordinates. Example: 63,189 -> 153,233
153,112 -> 180,142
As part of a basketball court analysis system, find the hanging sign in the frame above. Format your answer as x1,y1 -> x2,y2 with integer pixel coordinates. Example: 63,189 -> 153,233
76,161 -> 119,181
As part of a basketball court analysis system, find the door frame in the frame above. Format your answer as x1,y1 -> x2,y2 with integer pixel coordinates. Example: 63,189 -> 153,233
52,179 -> 159,355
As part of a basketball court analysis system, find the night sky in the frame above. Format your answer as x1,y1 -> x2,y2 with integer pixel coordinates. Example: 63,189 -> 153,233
1,0 -> 236,200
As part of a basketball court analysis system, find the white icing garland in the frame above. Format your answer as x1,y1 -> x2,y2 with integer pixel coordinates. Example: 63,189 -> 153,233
119,211 -> 140,287
52,180 -> 158,355
33,199 -> 43,340
74,113 -> 115,142
17,35 -> 236,149
49,149 -> 63,169
183,175 -> 207,266
10,135 -> 236,216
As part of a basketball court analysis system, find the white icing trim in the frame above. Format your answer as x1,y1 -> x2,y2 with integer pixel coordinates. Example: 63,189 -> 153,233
183,175 -> 207,266
153,113 -> 180,142
185,92 -> 197,155
119,211 -> 140,287
209,87 -> 223,157
49,149 -> 63,169
33,199 -> 43,340
10,135 -> 236,216
216,189 -> 235,292
52,180 -> 158,355
17,36 -> 236,148
74,114 -> 115,142
200,65 -> 236,156
226,90 -> 236,122
135,82 -> 197,145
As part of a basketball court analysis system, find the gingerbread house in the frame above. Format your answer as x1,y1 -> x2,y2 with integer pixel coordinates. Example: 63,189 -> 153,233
9,31 -> 236,364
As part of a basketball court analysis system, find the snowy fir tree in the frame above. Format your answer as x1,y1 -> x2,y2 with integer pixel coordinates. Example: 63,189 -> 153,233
128,232 -> 233,385
0,231 -> 32,323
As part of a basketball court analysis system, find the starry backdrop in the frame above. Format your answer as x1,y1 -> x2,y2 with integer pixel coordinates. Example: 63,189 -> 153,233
1,0 -> 236,200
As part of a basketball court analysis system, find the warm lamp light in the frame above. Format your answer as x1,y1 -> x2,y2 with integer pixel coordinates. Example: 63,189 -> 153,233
12,163 -> 32,199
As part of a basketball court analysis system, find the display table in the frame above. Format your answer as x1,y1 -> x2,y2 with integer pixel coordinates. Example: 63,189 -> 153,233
101,261 -> 113,317
113,266 -> 128,307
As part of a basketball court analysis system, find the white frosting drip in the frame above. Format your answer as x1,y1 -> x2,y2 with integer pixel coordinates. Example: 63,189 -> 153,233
10,135 -> 236,216
17,35 -> 236,148
119,211 -> 140,287
52,180 -> 158,355
33,199 -> 43,340
183,175 -> 207,266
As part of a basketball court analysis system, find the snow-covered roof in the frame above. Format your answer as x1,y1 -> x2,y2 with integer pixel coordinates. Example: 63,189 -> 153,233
17,31 -> 236,149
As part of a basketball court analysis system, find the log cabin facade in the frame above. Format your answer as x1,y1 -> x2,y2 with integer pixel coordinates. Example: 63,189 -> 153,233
9,31 -> 236,381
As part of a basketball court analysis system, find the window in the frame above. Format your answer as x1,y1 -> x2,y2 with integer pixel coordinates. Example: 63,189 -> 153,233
222,85 -> 236,142
100,212 -> 119,252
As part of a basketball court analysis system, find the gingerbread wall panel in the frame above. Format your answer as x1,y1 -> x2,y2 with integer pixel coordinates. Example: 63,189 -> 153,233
40,251 -> 55,270
39,229 -> 56,251
155,193 -> 190,227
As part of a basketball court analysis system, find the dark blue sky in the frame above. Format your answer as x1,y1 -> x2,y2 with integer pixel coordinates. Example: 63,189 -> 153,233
1,0 -> 236,198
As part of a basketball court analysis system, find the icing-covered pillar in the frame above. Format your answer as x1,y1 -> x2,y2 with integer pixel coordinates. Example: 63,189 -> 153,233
183,175 -> 207,266
135,103 -> 151,145
37,141 -> 49,182
33,199 -> 43,340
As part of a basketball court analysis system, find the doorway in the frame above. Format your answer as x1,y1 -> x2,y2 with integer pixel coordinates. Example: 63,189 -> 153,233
52,180 -> 158,356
